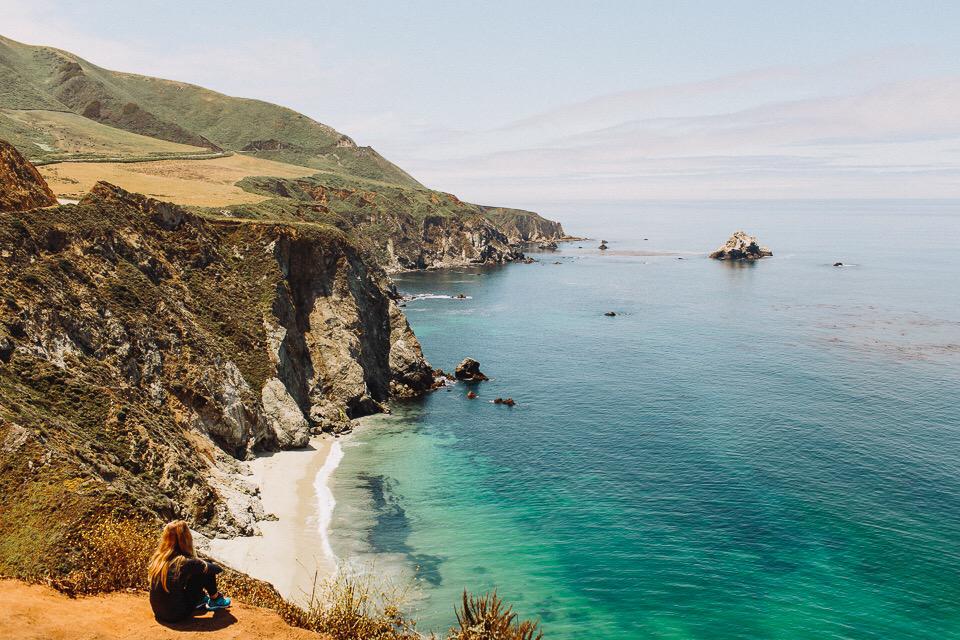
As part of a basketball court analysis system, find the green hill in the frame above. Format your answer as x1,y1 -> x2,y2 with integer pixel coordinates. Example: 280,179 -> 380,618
0,35 -> 421,187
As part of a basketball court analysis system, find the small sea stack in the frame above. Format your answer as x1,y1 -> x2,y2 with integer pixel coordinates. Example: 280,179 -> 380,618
455,358 -> 489,381
604,311 -> 617,317
709,230 -> 772,261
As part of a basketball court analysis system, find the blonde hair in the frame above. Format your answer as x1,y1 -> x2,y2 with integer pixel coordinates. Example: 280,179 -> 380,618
147,520 -> 195,592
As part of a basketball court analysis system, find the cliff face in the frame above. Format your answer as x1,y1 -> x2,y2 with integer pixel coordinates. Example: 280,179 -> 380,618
482,208 -> 566,245
0,182 -> 434,573
0,140 -> 57,212
233,175 -> 567,272
383,212 -> 523,270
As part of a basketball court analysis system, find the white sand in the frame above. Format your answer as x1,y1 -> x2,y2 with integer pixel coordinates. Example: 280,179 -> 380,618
208,436 -> 342,606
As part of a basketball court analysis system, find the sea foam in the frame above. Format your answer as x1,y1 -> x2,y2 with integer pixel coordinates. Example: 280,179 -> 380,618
314,439 -> 345,564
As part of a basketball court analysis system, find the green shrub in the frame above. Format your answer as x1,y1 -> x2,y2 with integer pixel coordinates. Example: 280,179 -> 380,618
450,590 -> 543,640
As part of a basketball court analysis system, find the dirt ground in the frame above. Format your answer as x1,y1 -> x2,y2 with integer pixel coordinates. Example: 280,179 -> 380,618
0,579 -> 324,640
39,154 -> 316,207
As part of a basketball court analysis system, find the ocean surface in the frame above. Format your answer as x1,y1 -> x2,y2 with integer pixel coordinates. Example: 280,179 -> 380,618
328,201 -> 960,639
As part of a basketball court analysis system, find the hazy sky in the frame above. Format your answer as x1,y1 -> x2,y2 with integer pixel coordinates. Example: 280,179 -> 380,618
4,0 -> 960,204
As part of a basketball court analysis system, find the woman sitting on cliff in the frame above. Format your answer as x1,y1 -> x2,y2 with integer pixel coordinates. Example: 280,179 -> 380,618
148,520 -> 231,622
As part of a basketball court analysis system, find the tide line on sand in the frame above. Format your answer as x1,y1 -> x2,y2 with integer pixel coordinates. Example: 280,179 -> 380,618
208,436 -> 343,606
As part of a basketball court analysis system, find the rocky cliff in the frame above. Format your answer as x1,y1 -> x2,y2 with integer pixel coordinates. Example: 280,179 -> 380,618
483,207 -> 566,245
0,140 -> 57,212
232,174 -> 567,272
0,181 -> 435,576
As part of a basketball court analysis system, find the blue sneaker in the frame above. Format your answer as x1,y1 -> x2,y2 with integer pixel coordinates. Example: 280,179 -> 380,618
195,595 -> 210,609
206,595 -> 231,611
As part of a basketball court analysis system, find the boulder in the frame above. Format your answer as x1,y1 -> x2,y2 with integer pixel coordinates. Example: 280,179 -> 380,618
455,357 -> 489,381
466,391 -> 478,399
604,311 -> 617,317
709,230 -> 772,261
833,262 -> 844,267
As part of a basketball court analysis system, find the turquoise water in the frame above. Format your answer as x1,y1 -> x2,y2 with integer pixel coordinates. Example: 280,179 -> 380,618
330,201 -> 960,639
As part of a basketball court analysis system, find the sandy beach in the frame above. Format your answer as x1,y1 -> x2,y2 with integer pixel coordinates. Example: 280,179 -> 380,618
209,436 -> 342,606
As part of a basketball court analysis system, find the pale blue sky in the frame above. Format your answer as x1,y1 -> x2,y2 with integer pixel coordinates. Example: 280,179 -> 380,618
4,0 -> 960,201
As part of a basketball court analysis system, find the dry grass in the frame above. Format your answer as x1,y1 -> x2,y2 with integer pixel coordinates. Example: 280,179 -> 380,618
450,590 -> 543,640
38,154 -> 317,206
284,570 -> 422,640
50,519 -> 156,595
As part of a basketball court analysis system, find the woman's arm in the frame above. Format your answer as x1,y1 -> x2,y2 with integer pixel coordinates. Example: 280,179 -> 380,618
183,557 -> 224,576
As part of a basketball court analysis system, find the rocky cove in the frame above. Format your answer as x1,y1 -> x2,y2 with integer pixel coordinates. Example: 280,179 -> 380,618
0,141 -> 567,583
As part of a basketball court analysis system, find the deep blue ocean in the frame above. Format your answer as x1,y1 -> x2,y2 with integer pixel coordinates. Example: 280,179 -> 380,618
329,201 -> 960,639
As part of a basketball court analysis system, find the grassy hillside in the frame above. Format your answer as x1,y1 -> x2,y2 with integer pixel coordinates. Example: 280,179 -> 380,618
0,108 -> 214,164
0,34 -> 421,187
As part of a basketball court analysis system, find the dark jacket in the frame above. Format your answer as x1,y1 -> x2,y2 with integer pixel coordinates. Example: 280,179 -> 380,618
149,555 -> 221,623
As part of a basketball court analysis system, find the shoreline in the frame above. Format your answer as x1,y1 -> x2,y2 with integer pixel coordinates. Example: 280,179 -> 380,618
208,436 -> 341,606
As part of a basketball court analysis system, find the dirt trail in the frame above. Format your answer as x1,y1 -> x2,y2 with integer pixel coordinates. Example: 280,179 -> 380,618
0,580 -> 323,639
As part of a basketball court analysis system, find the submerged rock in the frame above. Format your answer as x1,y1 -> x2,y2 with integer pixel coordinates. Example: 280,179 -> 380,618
604,311 -> 617,317
455,357 -> 489,381
430,368 -> 455,389
709,230 -> 772,261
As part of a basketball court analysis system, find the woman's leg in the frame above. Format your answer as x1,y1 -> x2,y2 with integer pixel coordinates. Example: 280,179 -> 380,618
202,572 -> 219,598
184,567 -> 220,607
183,573 -> 209,609
204,562 -> 223,598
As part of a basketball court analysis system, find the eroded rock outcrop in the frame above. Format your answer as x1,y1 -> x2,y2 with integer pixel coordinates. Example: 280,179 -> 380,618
455,358 -> 488,381
0,182 -> 434,541
709,230 -> 772,261
0,140 -> 57,212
